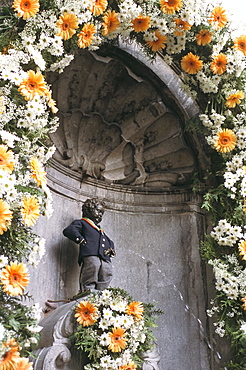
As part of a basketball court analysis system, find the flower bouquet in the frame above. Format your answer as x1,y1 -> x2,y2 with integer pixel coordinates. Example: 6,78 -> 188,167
71,288 -> 162,370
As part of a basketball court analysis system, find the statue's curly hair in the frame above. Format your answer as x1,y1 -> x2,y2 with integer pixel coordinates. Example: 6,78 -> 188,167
82,197 -> 105,217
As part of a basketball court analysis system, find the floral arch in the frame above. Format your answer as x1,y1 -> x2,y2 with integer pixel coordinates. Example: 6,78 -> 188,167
0,0 -> 246,369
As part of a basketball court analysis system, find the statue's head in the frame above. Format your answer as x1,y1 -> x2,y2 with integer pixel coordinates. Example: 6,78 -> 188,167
82,197 -> 105,224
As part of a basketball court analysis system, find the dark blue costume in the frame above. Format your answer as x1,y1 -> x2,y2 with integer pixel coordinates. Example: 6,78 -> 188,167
63,218 -> 115,265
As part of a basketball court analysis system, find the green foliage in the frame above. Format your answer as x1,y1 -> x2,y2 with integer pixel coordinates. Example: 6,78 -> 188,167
0,290 -> 40,357
201,184 -> 246,225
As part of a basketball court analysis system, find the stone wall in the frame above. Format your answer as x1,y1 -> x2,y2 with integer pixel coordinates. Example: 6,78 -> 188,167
29,165 -> 210,369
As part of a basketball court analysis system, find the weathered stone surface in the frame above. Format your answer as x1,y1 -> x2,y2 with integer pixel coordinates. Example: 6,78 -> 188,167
30,167 -> 210,369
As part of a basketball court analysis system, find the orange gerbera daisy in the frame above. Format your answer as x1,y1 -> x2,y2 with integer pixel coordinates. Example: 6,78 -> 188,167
0,144 -> 15,173
213,129 -> 237,153
131,15 -> 150,33
242,297 -> 246,310
77,23 -> 96,48
1,262 -> 29,296
102,10 -> 120,36
29,157 -> 47,187
21,196 -> 40,227
74,301 -> 98,326
174,18 -> 191,36
108,327 -> 127,352
126,301 -> 143,320
12,0 -> 39,20
196,29 -> 212,46
0,339 -> 20,370
119,362 -> 137,370
16,357 -> 33,370
18,70 -> 48,101
225,91 -> 244,108
233,35 -> 246,56
0,199 -> 12,235
146,30 -> 167,52
238,241 -> 246,260
56,13 -> 79,40
181,52 -> 203,74
209,6 -> 228,29
160,0 -> 182,14
89,0 -> 108,16
210,53 -> 228,75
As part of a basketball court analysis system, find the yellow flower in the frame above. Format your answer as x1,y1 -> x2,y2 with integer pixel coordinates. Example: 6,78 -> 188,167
102,10 -> 120,36
12,0 -> 39,20
233,35 -> 246,55
47,98 -> 58,114
146,30 -> 167,52
56,13 -> 79,40
0,144 -> 15,173
89,0 -> 108,16
213,129 -> 237,153
18,70 -> 48,101
29,157 -> 47,187
119,362 -> 137,370
21,196 -> 40,227
16,357 -> 33,370
0,96 -> 5,113
0,339 -> 20,370
160,0 -> 182,14
131,15 -> 150,33
1,262 -> 29,296
45,90 -> 58,113
196,29 -> 212,46
181,52 -> 203,74
108,327 -> 127,352
74,301 -> 98,326
209,6 -> 228,29
77,23 -> 96,48
0,199 -> 12,235
225,91 -> 244,108
126,301 -> 143,320
242,297 -> 246,310
174,18 -> 191,36
210,53 -> 228,75
238,241 -> 246,260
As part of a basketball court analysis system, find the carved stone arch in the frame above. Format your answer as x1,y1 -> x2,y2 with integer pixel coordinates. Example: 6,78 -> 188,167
48,45 -> 205,191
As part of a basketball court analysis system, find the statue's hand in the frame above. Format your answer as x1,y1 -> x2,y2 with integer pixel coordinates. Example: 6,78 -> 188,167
79,238 -> 87,246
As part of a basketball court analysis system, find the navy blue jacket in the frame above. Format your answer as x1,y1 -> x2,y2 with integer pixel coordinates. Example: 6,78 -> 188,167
63,218 -> 115,265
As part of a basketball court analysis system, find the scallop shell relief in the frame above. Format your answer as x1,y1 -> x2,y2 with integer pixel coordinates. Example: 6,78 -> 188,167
50,50 -> 196,190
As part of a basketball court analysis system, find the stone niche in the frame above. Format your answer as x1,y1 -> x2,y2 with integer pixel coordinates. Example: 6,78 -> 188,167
30,46 -> 214,369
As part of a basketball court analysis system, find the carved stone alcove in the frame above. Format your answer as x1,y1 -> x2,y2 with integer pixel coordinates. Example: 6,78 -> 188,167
30,45 -> 213,370
49,48 -> 197,190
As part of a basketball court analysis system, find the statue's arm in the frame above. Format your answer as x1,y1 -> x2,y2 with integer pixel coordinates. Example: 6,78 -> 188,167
63,220 -> 86,245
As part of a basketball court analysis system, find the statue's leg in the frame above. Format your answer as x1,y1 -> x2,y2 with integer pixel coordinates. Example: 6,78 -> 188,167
79,256 -> 101,291
97,260 -> 113,290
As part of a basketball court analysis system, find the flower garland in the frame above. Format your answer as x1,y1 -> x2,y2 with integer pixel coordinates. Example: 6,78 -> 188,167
0,0 -> 245,368
71,288 -> 161,370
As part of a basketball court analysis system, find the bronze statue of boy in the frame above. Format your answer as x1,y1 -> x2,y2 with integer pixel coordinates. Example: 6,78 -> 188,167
63,197 -> 116,294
